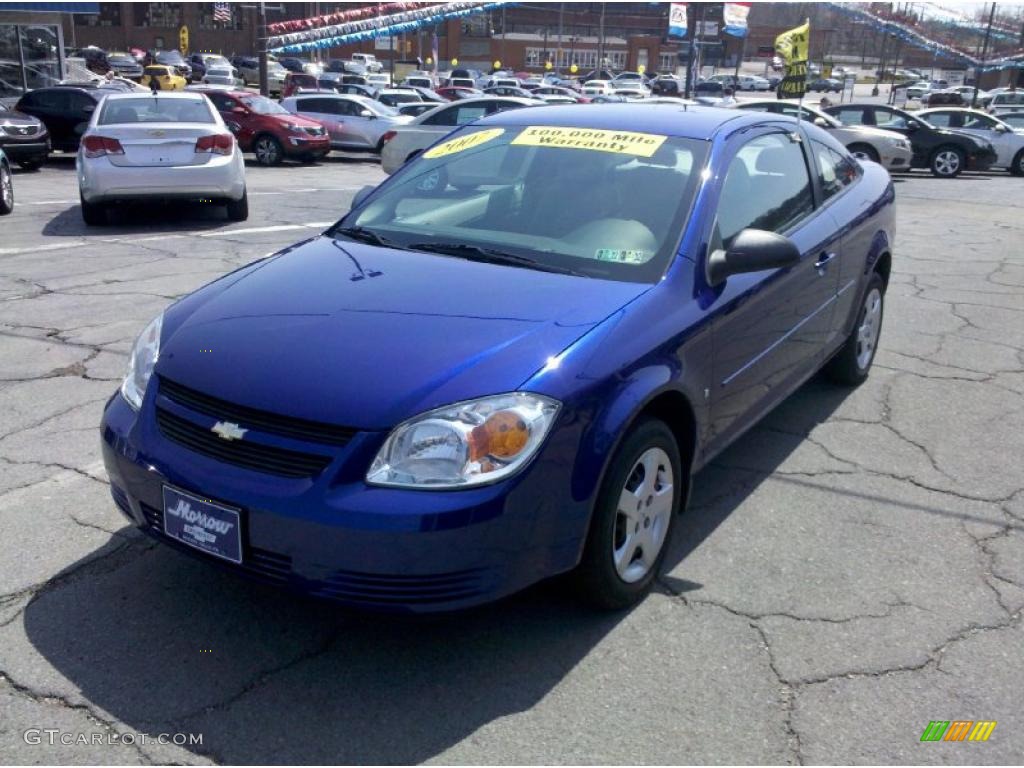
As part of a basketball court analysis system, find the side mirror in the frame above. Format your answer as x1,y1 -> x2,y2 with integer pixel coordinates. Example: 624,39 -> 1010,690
994,123 -> 1009,133
706,229 -> 801,286
350,184 -> 376,210
906,121 -> 919,131
813,116 -> 829,127
360,109 -> 375,119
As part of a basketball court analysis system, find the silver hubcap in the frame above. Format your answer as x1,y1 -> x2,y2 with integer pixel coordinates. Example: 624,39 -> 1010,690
934,150 -> 960,175
856,287 -> 883,370
255,138 -> 278,163
1,167 -> 11,207
613,447 -> 674,583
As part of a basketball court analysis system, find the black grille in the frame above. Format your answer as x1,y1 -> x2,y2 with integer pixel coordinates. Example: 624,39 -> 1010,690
8,125 -> 37,136
159,377 -> 356,446
312,567 -> 487,605
156,407 -> 331,478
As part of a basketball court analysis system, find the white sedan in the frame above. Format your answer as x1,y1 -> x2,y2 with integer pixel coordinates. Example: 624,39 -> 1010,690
77,91 -> 247,225
380,96 -> 538,174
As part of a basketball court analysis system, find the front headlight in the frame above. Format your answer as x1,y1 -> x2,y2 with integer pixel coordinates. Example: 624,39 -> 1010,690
120,313 -> 163,410
367,393 -> 561,489
285,122 -> 306,133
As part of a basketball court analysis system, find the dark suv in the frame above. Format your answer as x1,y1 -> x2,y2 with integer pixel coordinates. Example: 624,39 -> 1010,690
825,103 -> 997,178
13,85 -> 101,153
0,102 -> 50,169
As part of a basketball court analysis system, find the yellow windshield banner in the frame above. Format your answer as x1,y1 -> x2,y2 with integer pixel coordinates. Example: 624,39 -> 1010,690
511,126 -> 668,157
423,128 -> 505,159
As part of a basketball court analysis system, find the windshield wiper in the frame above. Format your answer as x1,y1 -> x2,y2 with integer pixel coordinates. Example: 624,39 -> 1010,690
331,226 -> 406,250
408,242 -> 585,277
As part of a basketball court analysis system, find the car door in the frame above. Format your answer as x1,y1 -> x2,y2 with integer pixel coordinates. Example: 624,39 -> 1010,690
705,127 -> 840,453
300,96 -> 347,146
66,91 -> 98,149
869,106 -> 932,166
333,98 -> 374,148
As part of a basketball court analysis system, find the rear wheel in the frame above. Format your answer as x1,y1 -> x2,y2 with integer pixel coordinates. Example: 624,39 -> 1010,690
253,134 -> 284,166
0,162 -> 13,215
574,418 -> 683,610
225,191 -> 249,222
930,146 -> 964,178
80,194 -> 106,225
848,143 -> 879,164
825,271 -> 885,386
1011,149 -> 1024,177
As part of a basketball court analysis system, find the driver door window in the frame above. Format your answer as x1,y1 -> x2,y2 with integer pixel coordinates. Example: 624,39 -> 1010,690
716,132 -> 814,248
873,107 -> 909,129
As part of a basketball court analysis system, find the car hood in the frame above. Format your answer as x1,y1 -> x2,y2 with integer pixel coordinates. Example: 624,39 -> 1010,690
0,109 -> 43,127
844,125 -> 905,142
158,236 -> 648,429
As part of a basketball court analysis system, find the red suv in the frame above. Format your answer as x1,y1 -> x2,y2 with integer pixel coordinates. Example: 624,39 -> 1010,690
200,90 -> 330,165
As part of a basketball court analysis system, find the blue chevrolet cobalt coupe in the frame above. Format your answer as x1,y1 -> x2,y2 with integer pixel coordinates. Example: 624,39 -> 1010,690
101,105 -> 895,611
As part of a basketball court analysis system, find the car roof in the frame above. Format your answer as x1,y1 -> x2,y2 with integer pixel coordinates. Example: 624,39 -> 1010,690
102,91 -> 208,101
479,103 -> 760,140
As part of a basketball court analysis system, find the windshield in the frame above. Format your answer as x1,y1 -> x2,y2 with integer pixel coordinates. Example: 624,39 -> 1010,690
356,98 -> 398,116
99,96 -> 214,124
337,125 -> 708,283
203,55 -> 230,67
241,95 -> 288,115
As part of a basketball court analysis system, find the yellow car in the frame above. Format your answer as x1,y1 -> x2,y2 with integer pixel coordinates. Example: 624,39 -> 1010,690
140,65 -> 186,91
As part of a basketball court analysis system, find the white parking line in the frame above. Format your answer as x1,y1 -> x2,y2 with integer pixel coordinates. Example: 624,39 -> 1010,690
198,224 -> 306,237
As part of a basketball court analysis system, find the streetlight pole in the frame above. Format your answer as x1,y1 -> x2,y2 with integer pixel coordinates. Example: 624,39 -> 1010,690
258,0 -> 268,97
972,2 -> 996,108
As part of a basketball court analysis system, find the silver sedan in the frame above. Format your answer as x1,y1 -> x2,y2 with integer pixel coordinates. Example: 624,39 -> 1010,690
380,97 -> 538,174
280,94 -> 411,153
735,100 -> 914,171
76,91 -> 247,225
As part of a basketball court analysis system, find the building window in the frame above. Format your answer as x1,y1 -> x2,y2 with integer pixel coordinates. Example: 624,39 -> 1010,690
137,3 -> 183,29
198,3 -> 242,31
75,2 -> 121,27
659,52 -> 678,72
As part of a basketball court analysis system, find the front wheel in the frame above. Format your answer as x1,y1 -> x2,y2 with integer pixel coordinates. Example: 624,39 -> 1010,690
253,134 -> 284,166
848,143 -> 880,164
1010,149 -> 1024,177
0,162 -> 12,215
573,418 -> 683,610
930,146 -> 965,178
825,272 -> 885,386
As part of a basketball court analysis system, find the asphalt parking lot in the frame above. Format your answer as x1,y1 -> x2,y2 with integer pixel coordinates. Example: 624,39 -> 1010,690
0,152 -> 1021,765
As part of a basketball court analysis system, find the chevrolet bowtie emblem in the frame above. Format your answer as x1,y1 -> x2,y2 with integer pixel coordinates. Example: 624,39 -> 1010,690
211,421 -> 248,441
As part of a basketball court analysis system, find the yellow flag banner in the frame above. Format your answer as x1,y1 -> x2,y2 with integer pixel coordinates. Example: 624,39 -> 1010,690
775,20 -> 809,98
774,20 -> 809,66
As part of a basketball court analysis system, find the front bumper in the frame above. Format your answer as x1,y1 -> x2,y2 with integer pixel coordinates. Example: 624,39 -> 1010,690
100,389 -> 588,612
79,151 -> 246,203
281,134 -> 330,156
967,151 -> 997,172
0,139 -> 49,163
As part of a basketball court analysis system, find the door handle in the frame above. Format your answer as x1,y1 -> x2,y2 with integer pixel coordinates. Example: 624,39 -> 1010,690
815,251 -> 837,274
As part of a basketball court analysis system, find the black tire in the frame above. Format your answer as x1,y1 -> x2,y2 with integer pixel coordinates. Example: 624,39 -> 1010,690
929,145 -> 965,178
825,271 -> 886,386
17,158 -> 45,172
573,418 -> 684,610
253,134 -> 284,166
226,191 -> 249,222
1010,149 -> 1024,177
848,143 -> 880,164
299,154 -> 318,164
80,194 -> 106,225
0,161 -> 12,215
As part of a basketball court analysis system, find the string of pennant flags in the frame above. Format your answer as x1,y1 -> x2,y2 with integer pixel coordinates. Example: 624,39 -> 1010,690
827,2 -> 1023,70
268,1 -> 513,54
267,2 -> 437,36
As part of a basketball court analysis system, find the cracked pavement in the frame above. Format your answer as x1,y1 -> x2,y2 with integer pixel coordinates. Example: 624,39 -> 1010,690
0,156 -> 1021,764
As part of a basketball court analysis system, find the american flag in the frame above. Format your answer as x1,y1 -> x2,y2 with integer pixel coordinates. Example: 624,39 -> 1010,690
213,2 -> 232,23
